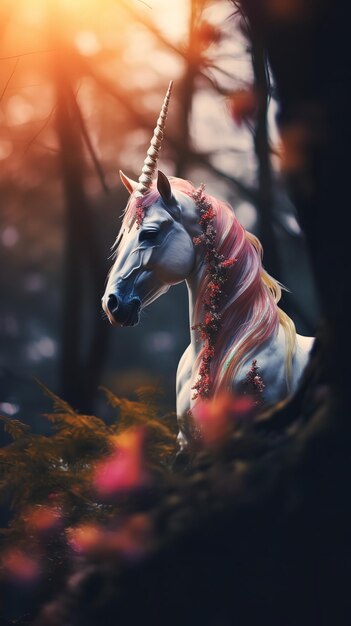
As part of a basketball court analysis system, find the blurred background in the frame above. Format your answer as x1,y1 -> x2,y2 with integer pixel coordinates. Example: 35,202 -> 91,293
0,0 -> 319,438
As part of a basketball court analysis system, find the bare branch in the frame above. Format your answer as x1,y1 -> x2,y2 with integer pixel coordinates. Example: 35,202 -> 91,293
136,0 -> 152,8
205,62 -> 249,84
77,55 -> 153,129
24,105 -> 56,154
33,141 -> 59,154
116,0 -> 186,60
0,49 -> 57,62
79,59 -> 257,203
193,152 -> 258,203
200,69 -> 232,96
0,58 -> 19,103
67,88 -> 109,195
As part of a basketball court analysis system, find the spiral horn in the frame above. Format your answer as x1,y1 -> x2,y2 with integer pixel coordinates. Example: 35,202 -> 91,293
136,80 -> 173,196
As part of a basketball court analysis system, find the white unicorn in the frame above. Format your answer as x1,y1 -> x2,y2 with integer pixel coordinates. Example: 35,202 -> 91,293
102,82 -> 313,451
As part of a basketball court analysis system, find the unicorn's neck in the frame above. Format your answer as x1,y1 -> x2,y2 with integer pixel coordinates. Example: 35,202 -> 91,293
184,203 -> 283,394
184,205 -> 238,363
185,254 -> 207,361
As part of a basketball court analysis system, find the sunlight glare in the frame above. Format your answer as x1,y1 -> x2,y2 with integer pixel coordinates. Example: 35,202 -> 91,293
75,31 -> 101,56
6,96 -> 34,126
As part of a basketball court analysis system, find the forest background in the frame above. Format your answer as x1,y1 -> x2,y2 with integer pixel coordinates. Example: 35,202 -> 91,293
0,0 -> 318,441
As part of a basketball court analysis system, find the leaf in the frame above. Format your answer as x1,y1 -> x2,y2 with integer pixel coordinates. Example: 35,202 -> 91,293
145,418 -> 176,440
43,411 -> 108,435
101,387 -> 155,426
135,385 -> 164,407
0,415 -> 31,440
74,414 -> 109,432
35,378 -> 77,415
100,387 -> 122,409
43,412 -> 81,431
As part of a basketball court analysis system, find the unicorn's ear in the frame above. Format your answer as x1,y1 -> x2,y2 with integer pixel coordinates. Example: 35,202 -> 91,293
119,170 -> 138,194
157,170 -> 173,203
157,170 -> 181,220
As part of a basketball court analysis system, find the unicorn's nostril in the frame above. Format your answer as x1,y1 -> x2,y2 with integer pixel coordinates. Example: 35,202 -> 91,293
107,294 -> 119,315
105,293 -> 141,326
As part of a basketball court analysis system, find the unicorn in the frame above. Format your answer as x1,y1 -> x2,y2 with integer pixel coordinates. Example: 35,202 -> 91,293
102,81 -> 314,451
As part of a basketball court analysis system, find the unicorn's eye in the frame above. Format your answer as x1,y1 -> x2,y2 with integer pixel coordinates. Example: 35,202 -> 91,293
139,229 -> 159,242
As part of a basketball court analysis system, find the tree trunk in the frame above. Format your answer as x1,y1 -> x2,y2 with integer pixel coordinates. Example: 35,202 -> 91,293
54,65 -> 86,409
53,51 -> 109,412
174,0 -> 205,178
237,1 -> 351,413
251,36 -> 281,281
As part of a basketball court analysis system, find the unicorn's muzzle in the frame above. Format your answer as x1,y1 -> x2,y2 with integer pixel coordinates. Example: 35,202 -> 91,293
105,293 -> 141,327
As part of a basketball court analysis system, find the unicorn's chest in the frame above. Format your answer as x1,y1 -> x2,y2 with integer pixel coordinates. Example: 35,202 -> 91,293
176,344 -> 193,418
175,346 -> 196,452
175,329 -> 293,451
177,377 -> 192,420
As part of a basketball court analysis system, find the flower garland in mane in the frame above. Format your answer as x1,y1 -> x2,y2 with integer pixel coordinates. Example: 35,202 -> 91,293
189,182 -> 296,404
135,196 -> 146,229
191,184 -> 237,400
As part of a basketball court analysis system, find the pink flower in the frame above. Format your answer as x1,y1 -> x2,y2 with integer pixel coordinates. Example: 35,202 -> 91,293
193,236 -> 204,246
107,514 -> 154,561
205,312 -> 214,325
192,397 -> 229,445
67,515 -> 153,562
208,281 -> 221,296
229,88 -> 259,126
2,549 -> 41,585
135,198 -> 145,228
93,428 -> 147,497
203,345 -> 215,360
220,258 -> 237,268
201,208 -> 215,222
197,21 -> 222,48
24,505 -> 62,535
67,524 -> 103,555
192,393 -> 254,446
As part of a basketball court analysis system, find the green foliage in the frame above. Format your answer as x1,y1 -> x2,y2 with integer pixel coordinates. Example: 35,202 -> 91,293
0,415 -> 31,440
0,383 -> 177,543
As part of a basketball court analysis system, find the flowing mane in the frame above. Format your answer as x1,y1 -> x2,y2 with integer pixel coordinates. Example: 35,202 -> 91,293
118,176 -> 296,396
200,191 -> 296,394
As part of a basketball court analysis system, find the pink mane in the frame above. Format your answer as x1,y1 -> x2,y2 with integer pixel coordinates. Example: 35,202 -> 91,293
196,191 -> 280,393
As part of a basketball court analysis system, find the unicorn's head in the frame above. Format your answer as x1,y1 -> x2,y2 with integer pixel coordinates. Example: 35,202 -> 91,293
102,172 -> 200,326
102,79 -> 202,326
